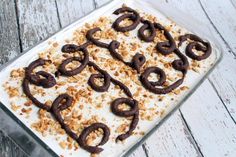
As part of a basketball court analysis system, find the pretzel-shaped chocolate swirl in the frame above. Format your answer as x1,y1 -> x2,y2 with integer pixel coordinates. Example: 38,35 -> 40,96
112,7 -> 141,32
51,94 -> 110,154
88,61 -> 111,92
111,98 -> 139,141
108,40 -> 146,73
86,27 -> 109,48
58,49 -> 89,76
154,23 -> 177,55
140,49 -> 189,94
78,123 -> 110,154
138,19 -> 156,42
178,34 -> 212,61
25,58 -> 56,88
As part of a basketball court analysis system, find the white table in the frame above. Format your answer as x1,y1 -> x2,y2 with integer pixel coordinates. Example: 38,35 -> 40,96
0,0 -> 236,157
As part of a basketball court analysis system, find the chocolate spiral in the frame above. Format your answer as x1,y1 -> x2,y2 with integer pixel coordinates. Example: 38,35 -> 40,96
22,78 -> 51,111
51,94 -> 79,140
111,98 -> 139,141
88,61 -> 111,92
108,40 -> 146,73
61,42 -> 91,53
108,40 -> 124,61
112,7 -> 141,32
61,44 -> 80,53
154,23 -> 176,55
52,94 -> 110,154
140,66 -> 182,94
86,27 -> 109,48
78,123 -> 110,154
138,20 -> 156,42
172,49 -> 189,73
140,49 -> 188,94
130,53 -> 146,73
178,34 -> 212,61
58,48 -> 89,76
25,58 -> 56,88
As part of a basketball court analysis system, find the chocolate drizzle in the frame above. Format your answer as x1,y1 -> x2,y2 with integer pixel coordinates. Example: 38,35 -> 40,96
140,49 -> 189,94
58,48 -> 89,76
61,42 -> 91,53
138,20 -> 156,42
110,77 -> 133,98
111,98 -> 139,141
178,34 -> 212,61
51,94 -> 78,139
86,27 -> 109,48
140,66 -> 183,94
51,94 -> 110,154
108,40 -> 146,73
22,78 -> 51,111
112,7 -> 141,32
88,61 -> 111,92
25,58 -> 56,88
154,23 -> 177,55
78,123 -> 110,154
130,53 -> 146,73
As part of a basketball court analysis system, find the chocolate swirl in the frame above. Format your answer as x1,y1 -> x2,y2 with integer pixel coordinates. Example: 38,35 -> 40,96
51,94 -> 78,139
138,20 -> 156,42
25,58 -> 56,88
86,27 -> 109,48
22,78 -> 51,111
140,67 -> 183,94
112,7 -> 141,32
61,42 -> 91,53
130,53 -> 146,73
78,123 -> 110,154
61,44 -> 80,53
108,40 -> 146,73
140,49 -> 189,94
154,23 -> 177,55
58,48 -> 89,76
178,34 -> 212,61
88,61 -> 111,92
51,94 -> 110,154
111,98 -> 139,141
172,49 -> 189,73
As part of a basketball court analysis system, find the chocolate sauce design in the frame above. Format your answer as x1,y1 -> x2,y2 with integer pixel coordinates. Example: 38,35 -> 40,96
59,49 -> 89,76
108,40 -> 147,73
21,5 -> 213,154
78,123 -> 110,154
154,23 -> 177,55
138,19 -> 156,42
140,49 -> 189,94
86,28 -> 109,48
22,78 -> 51,111
178,34 -> 212,61
51,94 -> 78,139
25,58 -> 56,88
112,7 -> 141,32
111,98 -> 139,141
23,59 -> 56,111
87,61 -> 111,92
51,94 -> 110,154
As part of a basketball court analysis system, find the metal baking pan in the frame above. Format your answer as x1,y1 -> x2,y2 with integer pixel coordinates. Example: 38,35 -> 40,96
0,0 -> 222,156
